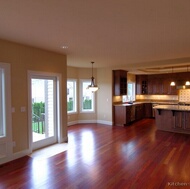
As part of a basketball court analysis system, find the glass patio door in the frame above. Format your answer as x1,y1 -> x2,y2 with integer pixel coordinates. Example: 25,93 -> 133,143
31,77 -> 57,150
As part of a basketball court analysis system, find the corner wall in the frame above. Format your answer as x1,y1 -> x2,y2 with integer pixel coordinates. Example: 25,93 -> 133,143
67,66 -> 113,125
0,39 -> 67,158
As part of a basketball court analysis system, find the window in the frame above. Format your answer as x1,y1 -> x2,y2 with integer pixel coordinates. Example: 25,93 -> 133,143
67,79 -> 77,113
127,82 -> 136,101
0,63 -> 11,163
0,68 -> 5,137
81,80 -> 95,112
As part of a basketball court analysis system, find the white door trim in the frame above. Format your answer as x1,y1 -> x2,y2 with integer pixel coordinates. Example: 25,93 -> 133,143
28,71 -> 62,153
0,62 -> 12,165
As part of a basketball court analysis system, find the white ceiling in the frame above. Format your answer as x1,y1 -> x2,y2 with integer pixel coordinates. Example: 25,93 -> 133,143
1,0 -> 190,74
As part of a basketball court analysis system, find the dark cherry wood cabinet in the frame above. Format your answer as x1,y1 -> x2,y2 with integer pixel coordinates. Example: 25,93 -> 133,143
174,111 -> 184,130
136,75 -> 148,95
135,104 -> 144,120
174,111 -> 190,131
155,108 -> 190,134
126,106 -> 132,125
114,103 -> 150,126
136,73 -> 180,95
161,75 -> 177,95
148,75 -> 163,94
113,70 -> 127,96
114,105 -> 132,126
144,103 -> 152,118
162,78 -> 170,94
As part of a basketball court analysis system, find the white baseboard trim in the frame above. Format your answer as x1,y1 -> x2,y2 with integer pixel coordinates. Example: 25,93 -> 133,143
78,120 -> 97,124
13,149 -> 31,160
67,120 -> 78,126
0,150 -> 30,165
0,156 -> 13,165
67,120 -> 113,126
97,120 -> 113,125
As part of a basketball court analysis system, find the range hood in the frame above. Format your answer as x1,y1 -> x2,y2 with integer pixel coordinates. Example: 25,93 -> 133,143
176,80 -> 190,89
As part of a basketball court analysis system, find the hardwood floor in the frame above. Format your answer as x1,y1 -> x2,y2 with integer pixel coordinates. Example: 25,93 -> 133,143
1,119 -> 190,189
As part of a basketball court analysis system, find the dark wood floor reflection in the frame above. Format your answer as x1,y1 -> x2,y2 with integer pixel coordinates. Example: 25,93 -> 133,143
1,119 -> 190,189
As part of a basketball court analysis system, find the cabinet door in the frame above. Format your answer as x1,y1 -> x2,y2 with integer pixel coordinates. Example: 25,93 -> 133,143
144,103 -> 152,118
184,112 -> 190,130
136,75 -> 142,95
114,106 -> 126,126
174,112 -> 184,130
113,70 -> 127,96
148,78 -> 153,94
135,104 -> 144,120
152,79 -> 159,94
169,85 -> 177,95
162,78 -> 170,94
113,71 -> 120,96
136,75 -> 148,95
162,77 -> 177,95
151,78 -> 162,94
126,106 -> 132,125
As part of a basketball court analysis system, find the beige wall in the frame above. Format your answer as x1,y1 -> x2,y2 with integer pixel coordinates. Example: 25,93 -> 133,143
67,66 -> 113,125
67,67 -> 97,124
128,73 -> 136,83
97,67 -> 113,124
0,39 -> 67,153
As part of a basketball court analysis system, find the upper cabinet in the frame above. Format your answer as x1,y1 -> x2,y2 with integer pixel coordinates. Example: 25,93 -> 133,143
136,73 -> 180,95
136,75 -> 148,95
162,77 -> 177,95
113,70 -> 127,96
148,75 -> 163,94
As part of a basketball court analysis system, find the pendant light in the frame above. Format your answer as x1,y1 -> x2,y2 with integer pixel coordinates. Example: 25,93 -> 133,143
185,66 -> 190,86
170,67 -> 175,86
86,62 -> 99,92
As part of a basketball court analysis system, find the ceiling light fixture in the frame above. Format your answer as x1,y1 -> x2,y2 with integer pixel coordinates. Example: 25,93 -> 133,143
61,45 -> 68,49
87,62 -> 99,92
185,66 -> 190,86
170,67 -> 175,86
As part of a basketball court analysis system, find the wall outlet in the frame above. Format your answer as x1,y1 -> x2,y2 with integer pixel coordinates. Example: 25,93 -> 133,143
21,107 -> 26,112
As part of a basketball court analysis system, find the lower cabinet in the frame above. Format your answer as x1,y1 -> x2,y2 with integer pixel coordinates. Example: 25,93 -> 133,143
114,106 -> 132,126
114,103 -> 153,126
174,111 -> 190,131
155,109 -> 190,134
144,103 -> 152,118
135,104 -> 144,120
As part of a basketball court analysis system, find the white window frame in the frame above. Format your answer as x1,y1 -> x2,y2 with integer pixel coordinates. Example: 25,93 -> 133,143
0,68 -> 5,137
127,82 -> 136,101
0,62 -> 12,164
80,79 -> 95,113
67,79 -> 77,114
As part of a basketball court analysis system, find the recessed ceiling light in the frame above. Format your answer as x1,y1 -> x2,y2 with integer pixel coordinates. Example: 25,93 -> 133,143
61,45 -> 68,49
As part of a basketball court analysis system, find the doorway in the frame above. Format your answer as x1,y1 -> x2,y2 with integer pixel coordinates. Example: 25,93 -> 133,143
28,71 -> 61,151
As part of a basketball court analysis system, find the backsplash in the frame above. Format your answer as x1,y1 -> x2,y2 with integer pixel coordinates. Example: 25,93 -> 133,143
114,90 -> 190,102
113,96 -> 122,103
136,95 -> 178,101
179,89 -> 190,102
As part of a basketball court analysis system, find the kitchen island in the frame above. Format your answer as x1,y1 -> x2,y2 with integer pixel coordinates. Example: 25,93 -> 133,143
153,105 -> 190,134
113,101 -> 178,126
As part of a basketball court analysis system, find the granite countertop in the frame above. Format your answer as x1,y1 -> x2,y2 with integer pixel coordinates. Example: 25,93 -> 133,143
113,101 -> 178,106
153,104 -> 190,111
114,102 -> 144,106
